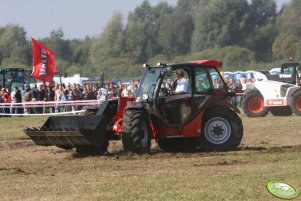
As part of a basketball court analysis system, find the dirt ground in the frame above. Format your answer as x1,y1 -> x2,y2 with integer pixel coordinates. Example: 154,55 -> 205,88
2,112 -> 300,155
1,113 -> 301,201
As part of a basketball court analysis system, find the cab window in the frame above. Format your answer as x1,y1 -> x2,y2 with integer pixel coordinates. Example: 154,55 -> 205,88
283,66 -> 295,74
194,68 -> 212,92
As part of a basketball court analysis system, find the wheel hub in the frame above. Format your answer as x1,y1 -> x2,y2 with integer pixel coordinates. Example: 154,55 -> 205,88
248,97 -> 263,113
204,117 -> 231,144
211,124 -> 224,138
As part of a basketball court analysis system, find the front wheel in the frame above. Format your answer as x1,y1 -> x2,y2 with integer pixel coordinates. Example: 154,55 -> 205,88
122,109 -> 151,153
290,90 -> 301,116
242,90 -> 269,117
199,106 -> 243,151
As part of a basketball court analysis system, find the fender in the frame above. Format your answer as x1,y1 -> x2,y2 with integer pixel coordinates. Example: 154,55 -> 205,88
287,88 -> 301,105
125,102 -> 146,110
124,102 -> 151,118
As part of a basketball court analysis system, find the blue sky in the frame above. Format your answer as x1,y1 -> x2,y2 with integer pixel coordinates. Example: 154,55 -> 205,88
0,0 -> 290,40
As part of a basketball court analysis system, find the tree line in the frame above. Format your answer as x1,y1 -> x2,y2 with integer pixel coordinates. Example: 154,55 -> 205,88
0,0 -> 300,79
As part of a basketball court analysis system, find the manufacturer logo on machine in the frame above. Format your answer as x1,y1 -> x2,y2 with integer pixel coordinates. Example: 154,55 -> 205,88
267,181 -> 298,200
265,99 -> 285,106
280,74 -> 292,78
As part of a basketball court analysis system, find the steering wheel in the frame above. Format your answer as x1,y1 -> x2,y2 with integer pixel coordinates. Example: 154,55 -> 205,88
160,87 -> 172,96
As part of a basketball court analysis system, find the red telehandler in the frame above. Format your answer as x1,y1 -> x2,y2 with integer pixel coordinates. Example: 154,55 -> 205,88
24,60 -> 243,154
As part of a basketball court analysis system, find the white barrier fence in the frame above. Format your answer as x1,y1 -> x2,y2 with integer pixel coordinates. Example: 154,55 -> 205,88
0,99 -> 102,116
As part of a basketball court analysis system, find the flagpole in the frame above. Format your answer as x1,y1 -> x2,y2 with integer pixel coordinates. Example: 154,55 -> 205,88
30,37 -> 37,89
30,37 -> 33,68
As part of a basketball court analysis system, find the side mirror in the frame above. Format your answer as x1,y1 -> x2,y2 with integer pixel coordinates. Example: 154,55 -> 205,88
166,67 -> 172,76
162,66 -> 172,77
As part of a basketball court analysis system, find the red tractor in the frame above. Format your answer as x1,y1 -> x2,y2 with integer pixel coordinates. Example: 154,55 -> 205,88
24,60 -> 243,153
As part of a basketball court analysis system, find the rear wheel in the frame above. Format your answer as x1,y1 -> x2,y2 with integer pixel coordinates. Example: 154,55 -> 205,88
290,90 -> 301,116
242,90 -> 269,117
122,110 -> 151,153
270,106 -> 292,116
199,106 -> 243,151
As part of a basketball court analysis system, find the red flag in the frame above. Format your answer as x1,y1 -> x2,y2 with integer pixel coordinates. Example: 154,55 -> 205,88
31,38 -> 56,82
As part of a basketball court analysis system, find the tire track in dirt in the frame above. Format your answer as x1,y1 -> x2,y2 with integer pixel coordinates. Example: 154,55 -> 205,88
0,138 -> 35,150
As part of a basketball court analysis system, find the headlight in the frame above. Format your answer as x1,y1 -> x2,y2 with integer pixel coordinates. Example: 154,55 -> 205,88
142,93 -> 149,100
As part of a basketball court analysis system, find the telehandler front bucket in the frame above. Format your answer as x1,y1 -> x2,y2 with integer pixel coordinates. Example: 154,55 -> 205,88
24,100 -> 119,150
24,115 -> 111,148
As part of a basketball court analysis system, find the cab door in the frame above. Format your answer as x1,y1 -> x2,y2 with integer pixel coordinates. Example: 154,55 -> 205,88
156,67 -> 192,125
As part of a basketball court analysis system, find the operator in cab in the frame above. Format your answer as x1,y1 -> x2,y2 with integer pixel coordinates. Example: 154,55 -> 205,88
172,69 -> 189,94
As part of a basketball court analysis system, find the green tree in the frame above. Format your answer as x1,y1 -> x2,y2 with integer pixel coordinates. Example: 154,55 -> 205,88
0,24 -> 30,66
246,23 -> 277,62
295,41 -> 301,59
124,0 -> 163,63
272,33 -> 288,59
89,11 -> 124,74
66,64 -> 81,75
159,9 -> 194,56
99,57 -> 139,78
176,0 -> 209,21
247,0 -> 276,29
187,46 -> 255,70
281,35 -> 300,58
243,0 -> 277,62
55,59 -> 71,75
277,0 -> 301,37
69,37 -> 92,72
42,27 -> 71,61
191,0 -> 249,52
272,33 -> 300,60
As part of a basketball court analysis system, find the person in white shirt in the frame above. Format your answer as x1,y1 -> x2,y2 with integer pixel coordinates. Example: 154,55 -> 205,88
173,69 -> 189,94
127,80 -> 137,96
97,83 -> 108,101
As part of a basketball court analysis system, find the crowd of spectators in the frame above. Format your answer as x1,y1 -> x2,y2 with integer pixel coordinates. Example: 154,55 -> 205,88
0,73 -> 255,115
0,79 -> 140,115
221,73 -> 256,107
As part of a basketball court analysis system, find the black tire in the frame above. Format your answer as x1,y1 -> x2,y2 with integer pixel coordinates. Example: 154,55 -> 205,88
290,90 -> 301,116
242,90 -> 269,117
270,106 -> 293,116
122,109 -> 151,154
199,105 -> 243,151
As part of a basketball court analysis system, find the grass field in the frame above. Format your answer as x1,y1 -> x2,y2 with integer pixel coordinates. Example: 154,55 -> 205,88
0,114 -> 301,201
